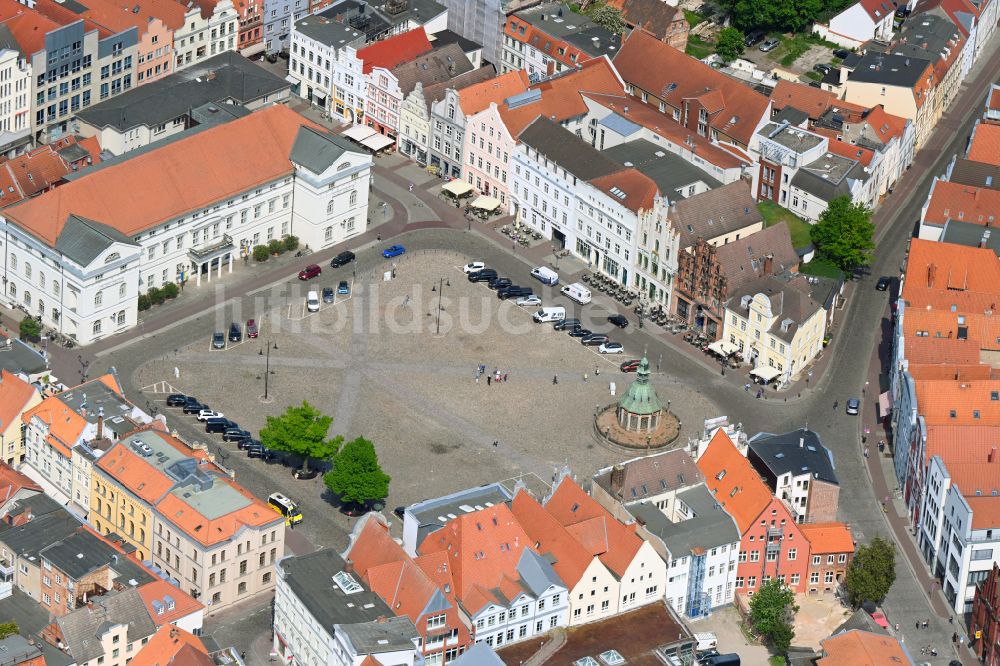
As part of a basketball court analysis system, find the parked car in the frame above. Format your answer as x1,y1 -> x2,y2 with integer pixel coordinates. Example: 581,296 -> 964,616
599,342 -> 624,354
166,394 -> 189,407
814,63 -> 833,75
339,502 -> 368,516
876,276 -> 892,291
223,428 -> 252,442
468,269 -> 498,283
833,48 -> 851,59
322,287 -> 335,303
744,29 -> 765,46
182,401 -> 207,414
337,280 -> 350,295
306,291 -> 320,312
516,295 -> 542,307
568,327 -> 592,338
382,245 -> 405,258
238,438 -> 261,451
330,250 -> 355,268
759,38 -> 780,52
292,468 -> 318,479
246,319 -> 258,338
554,318 -> 581,331
607,314 -> 629,328
620,359 -> 642,372
581,334 -> 609,346
197,409 -> 224,421
808,80 -> 822,88
205,418 -> 238,434
298,264 -> 322,280
487,276 -> 511,290
846,398 -> 860,415
211,332 -> 225,349
498,286 -> 533,300
228,322 -> 242,342
246,443 -> 278,460
462,261 -> 485,273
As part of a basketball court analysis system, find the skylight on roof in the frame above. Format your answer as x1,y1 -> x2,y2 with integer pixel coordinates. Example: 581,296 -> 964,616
333,570 -> 364,594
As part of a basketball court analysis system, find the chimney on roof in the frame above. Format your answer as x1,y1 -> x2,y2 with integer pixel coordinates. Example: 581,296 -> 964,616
927,263 -> 936,288
97,407 -> 104,441
343,560 -> 354,574
610,464 -> 626,496
376,615 -> 388,623
762,253 -> 774,276
170,627 -> 177,640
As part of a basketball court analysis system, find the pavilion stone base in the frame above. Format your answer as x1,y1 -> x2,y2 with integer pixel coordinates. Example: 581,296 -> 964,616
594,406 -> 680,450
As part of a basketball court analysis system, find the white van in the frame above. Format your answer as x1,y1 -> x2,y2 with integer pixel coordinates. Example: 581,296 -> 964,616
533,306 -> 566,323
530,266 -> 559,286
561,282 -> 592,304
306,291 -> 320,312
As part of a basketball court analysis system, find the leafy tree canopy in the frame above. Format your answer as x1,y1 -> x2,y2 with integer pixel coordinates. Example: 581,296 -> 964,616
722,0 -> 825,33
809,196 -> 876,274
749,580 -> 798,651
590,5 -> 627,34
0,622 -> 17,640
716,27 -> 746,62
324,437 -> 391,506
259,401 -> 341,472
19,317 -> 41,341
845,536 -> 897,607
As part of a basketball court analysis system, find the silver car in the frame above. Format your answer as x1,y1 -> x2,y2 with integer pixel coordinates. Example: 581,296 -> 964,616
759,38 -> 780,52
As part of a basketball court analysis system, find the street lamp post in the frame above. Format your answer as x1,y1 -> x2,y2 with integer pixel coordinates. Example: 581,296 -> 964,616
264,343 -> 271,400
436,277 -> 445,334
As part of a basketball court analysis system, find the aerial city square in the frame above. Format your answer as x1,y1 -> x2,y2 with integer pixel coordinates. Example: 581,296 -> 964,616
0,0 -> 995,663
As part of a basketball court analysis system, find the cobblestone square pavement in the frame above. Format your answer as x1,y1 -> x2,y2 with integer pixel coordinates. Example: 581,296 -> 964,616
140,250 -> 721,532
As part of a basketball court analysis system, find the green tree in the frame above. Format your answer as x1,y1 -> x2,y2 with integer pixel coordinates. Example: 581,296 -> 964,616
809,196 -> 875,274
283,235 -> 300,252
749,579 -> 798,650
590,5 -> 627,34
723,0 -> 824,32
845,536 -> 896,606
716,27 -> 746,62
147,286 -> 165,305
162,282 -> 179,299
18,317 -> 40,342
0,622 -> 17,640
267,238 -> 284,255
137,294 -> 152,311
324,437 -> 390,506
253,245 -> 269,262
259,401 -> 341,473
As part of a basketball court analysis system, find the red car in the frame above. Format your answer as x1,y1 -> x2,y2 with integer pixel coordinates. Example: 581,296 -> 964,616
246,319 -> 258,338
298,264 -> 321,280
620,359 -> 642,373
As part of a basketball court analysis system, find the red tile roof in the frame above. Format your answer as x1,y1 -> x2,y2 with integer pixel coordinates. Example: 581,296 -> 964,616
770,80 -> 836,118
925,425 -> 1000,465
417,503 -> 534,616
799,522 -> 855,554
588,168 -> 658,213
0,461 -> 41,507
968,123 -> 1000,166
542,477 -> 644,578
511,490 -> 595,588
0,0 -> 60,57
696,429 -> 772,533
859,0 -> 895,21
0,370 -> 37,442
990,88 -> 1000,113
5,105 -> 321,248
613,28 -> 769,146
137,580 -> 204,626
826,137 -> 875,166
901,238 -> 1000,311
357,28 -> 433,75
818,629 -> 909,666
504,15 -> 593,71
497,57 -> 624,138
130,625 -> 213,666
457,70 -> 530,116
914,379 -> 1000,425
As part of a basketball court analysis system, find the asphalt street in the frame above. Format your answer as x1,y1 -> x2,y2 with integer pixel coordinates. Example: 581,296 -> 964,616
27,38 -> 997,664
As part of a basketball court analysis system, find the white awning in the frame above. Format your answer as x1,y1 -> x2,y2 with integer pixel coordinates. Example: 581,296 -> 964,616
707,339 -> 739,356
878,391 -> 892,418
342,124 -> 377,142
360,133 -> 395,152
750,365 -> 782,382
442,180 -> 474,197
284,74 -> 299,84
470,195 -> 502,211
240,42 -> 267,57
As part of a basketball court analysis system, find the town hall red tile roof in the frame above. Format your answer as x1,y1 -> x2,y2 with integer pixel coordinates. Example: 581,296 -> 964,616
357,28 -> 433,74
696,429 -> 773,533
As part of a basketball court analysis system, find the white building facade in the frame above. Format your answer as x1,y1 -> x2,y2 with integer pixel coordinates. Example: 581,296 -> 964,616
173,1 -> 240,71
0,46 -> 30,157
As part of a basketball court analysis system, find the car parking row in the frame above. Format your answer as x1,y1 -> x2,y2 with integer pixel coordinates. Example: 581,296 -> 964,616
463,261 -> 632,359
210,318 -> 261,350
165,393 -> 277,460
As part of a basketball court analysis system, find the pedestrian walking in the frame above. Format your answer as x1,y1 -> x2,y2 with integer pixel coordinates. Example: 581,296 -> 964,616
745,383 -> 751,392
493,440 -> 498,448
476,376 -> 479,384
834,400 -> 839,410
377,233 -> 381,242
553,375 -> 558,384
584,372 -> 588,382
503,373 -> 508,382
595,366 -> 600,376
894,623 -> 900,632
408,183 -> 413,192
487,375 -> 491,386
864,447 -> 869,458
953,633 -> 959,644
916,621 -> 920,630
923,619 -> 929,629
960,636 -> 965,646
241,651 -> 247,661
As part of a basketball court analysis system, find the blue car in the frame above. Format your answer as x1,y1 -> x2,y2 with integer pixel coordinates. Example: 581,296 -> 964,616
382,245 -> 406,258
337,280 -> 350,295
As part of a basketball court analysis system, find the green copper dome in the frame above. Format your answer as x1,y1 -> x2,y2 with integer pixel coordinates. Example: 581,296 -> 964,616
618,356 -> 663,416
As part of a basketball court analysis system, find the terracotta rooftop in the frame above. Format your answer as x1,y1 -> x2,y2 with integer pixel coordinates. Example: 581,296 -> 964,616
456,70 -> 530,116
696,429 -> 773,533
925,425 -> 1000,466
357,28 -> 433,74
914,379 -> 1000,425
137,579 -> 204,626
613,28 -> 769,146
511,490 -> 596,589
130,625 -> 213,666
923,180 -> 1000,227
818,629 -> 909,666
588,168 -> 659,213
4,105 -> 321,248
0,461 -> 41,508
0,0 -> 61,57
968,122 -> 1000,166
799,522 -> 855,554
543,476 -> 644,578
770,80 -> 836,118
0,370 -> 37,443
901,238 -> 1000,311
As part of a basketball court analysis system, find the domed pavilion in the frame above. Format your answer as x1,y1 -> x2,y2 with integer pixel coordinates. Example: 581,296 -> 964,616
595,355 -> 680,450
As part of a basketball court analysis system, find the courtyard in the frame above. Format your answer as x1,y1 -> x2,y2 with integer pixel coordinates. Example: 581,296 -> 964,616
138,249 -> 721,546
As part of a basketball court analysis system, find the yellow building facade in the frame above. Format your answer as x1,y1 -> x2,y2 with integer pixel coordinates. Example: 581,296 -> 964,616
90,468 -> 154,562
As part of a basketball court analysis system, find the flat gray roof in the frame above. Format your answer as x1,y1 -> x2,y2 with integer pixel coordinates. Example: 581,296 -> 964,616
758,122 -> 825,154
409,483 -> 512,548
629,485 -> 740,558
602,139 -> 721,200
509,2 -> 621,60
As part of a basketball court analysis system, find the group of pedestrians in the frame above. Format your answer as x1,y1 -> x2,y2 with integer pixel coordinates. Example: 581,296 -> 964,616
475,364 -> 508,385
